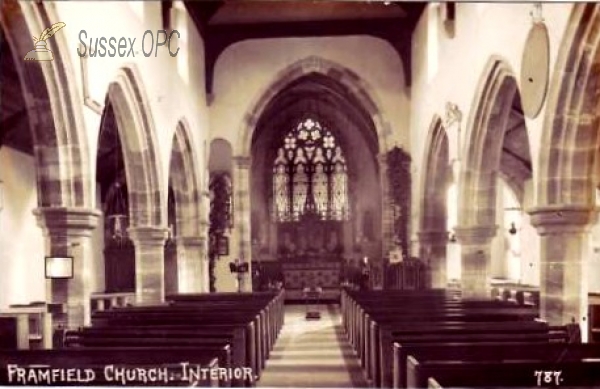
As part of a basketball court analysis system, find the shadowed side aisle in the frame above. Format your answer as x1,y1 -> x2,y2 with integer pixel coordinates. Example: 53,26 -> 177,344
258,305 -> 367,388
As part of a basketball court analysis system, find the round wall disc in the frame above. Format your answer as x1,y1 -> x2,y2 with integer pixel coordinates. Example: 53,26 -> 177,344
520,22 -> 550,119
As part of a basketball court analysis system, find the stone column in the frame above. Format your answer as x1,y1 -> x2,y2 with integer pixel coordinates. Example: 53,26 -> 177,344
529,205 -> 597,326
34,207 -> 100,329
233,155 -> 252,292
454,225 -> 497,299
128,226 -> 169,304
177,236 -> 209,293
418,230 -> 448,288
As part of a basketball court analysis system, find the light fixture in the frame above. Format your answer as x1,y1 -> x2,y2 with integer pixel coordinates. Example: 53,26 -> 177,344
104,135 -> 128,242
45,256 -> 74,279
508,222 -> 518,235
105,180 -> 128,241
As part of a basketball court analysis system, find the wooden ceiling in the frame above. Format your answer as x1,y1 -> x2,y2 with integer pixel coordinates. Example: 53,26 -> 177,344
183,1 -> 427,96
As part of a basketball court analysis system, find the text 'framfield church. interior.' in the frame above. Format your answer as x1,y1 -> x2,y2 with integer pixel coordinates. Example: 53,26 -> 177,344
2,1 -> 600,388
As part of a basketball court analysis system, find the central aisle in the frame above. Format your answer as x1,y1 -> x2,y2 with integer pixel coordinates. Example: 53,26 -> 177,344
258,304 -> 367,388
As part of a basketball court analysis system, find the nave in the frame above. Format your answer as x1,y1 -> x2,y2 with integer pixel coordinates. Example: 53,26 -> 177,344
259,305 -> 366,388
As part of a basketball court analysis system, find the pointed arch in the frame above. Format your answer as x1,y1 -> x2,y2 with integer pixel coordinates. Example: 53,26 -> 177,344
1,0 -> 91,207
239,56 -> 389,156
107,66 -> 164,227
419,116 -> 450,232
537,3 -> 600,206
169,118 -> 203,237
458,57 -> 520,227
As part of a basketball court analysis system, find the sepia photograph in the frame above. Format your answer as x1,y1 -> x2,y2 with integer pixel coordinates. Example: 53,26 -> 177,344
1,0 -> 600,387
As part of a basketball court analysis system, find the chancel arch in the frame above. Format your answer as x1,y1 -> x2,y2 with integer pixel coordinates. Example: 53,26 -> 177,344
239,56 -> 390,156
248,64 -> 383,298
532,3 -> 600,326
457,57 -> 532,299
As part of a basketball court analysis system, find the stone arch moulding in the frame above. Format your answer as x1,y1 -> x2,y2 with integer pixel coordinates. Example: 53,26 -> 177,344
419,115 -> 449,233
1,0 -> 91,208
170,118 -> 203,237
458,56 -> 518,228
107,65 -> 164,227
238,56 -> 391,156
537,3 -> 600,207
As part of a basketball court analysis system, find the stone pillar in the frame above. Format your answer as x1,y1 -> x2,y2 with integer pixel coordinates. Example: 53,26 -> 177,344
377,153 -> 395,256
177,236 -> 209,293
233,155 -> 252,292
128,226 -> 169,304
418,230 -> 448,288
34,207 -> 100,329
529,205 -> 597,326
454,225 -> 497,299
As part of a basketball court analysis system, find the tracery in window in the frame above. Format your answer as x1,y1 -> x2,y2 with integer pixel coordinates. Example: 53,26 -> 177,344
272,117 -> 349,222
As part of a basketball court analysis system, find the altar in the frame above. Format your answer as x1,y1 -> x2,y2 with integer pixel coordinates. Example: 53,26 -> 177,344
281,261 -> 342,301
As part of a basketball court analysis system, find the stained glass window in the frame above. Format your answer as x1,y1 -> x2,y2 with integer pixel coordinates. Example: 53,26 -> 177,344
272,118 -> 349,222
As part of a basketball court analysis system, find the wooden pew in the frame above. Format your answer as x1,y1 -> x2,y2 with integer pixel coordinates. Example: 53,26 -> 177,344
376,323 -> 564,388
91,310 -> 262,377
408,357 -> 600,388
341,289 -> 556,388
394,342 -> 600,388
105,304 -> 273,364
0,348 -> 225,387
169,291 -> 285,354
87,291 -> 282,383
65,325 -> 249,385
361,307 -> 540,378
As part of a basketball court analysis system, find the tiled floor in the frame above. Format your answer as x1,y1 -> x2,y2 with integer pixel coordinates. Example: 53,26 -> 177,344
258,304 -> 368,388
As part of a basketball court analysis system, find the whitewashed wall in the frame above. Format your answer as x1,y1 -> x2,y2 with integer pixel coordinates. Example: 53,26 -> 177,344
210,35 -> 410,152
0,148 -> 46,309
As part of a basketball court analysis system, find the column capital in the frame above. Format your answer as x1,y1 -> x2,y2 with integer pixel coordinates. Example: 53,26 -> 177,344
233,155 -> 252,169
454,225 -> 497,245
418,230 -> 448,245
128,226 -> 169,246
34,207 -> 101,239
528,205 -> 598,235
177,236 -> 206,247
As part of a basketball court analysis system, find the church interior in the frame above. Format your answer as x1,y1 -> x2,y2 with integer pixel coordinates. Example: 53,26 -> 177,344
2,0 -> 600,387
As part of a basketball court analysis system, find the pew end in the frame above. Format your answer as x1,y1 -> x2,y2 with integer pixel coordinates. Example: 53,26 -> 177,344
427,377 -> 442,389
